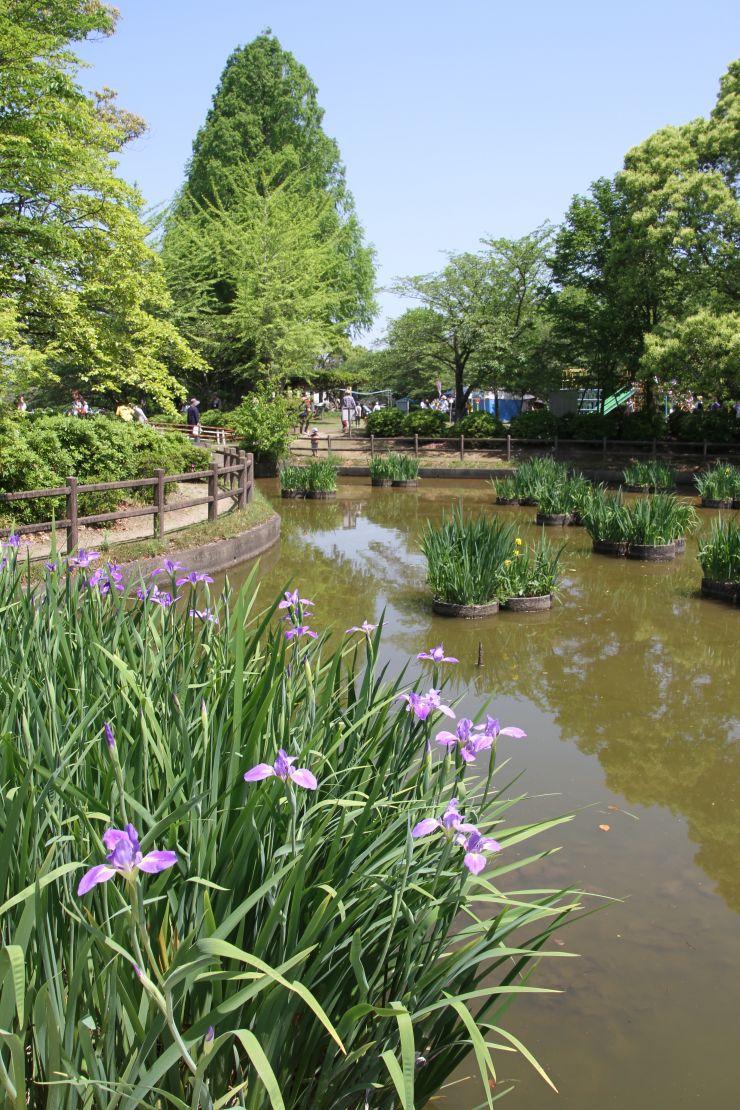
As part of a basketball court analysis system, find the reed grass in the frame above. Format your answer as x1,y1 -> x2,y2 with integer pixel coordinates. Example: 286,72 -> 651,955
694,462 -> 740,501
622,461 -> 676,491
497,533 -> 566,599
304,458 -> 338,492
0,540 -> 582,1108
697,517 -> 740,582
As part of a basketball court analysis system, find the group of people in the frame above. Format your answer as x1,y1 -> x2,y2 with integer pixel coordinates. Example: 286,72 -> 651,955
418,395 -> 451,414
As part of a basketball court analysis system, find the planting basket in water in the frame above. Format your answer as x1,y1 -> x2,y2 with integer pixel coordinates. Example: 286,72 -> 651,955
536,512 -> 570,526
627,542 -> 676,562
674,536 -> 686,554
306,490 -> 336,500
392,479 -> 419,488
432,598 -> 500,618
701,577 -> 740,603
592,539 -> 629,557
625,484 -> 649,494
281,489 -> 305,499
371,477 -> 393,487
701,497 -> 734,509
504,593 -> 553,612
519,496 -> 539,506
496,496 -> 519,505
733,499 -> 740,510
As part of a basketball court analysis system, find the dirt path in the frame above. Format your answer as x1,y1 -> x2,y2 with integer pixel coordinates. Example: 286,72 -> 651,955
17,481 -> 234,559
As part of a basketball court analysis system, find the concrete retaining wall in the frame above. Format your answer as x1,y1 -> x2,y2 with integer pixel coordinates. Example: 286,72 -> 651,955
118,511 -> 281,584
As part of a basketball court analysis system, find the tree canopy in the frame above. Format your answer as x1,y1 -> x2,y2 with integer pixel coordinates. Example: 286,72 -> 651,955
162,33 -> 376,398
550,59 -> 740,405
0,0 -> 199,408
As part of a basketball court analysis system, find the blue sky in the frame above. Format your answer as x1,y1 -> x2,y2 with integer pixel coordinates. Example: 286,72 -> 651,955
78,0 -> 739,339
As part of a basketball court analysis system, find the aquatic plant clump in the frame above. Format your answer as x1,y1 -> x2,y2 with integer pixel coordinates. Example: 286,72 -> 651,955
280,464 -> 308,492
623,460 -> 676,491
420,505 -> 518,604
694,462 -> 740,502
0,538 -> 582,1107
626,494 -> 698,545
498,533 -> 567,599
368,454 -> 395,480
512,456 -> 567,502
387,452 -> 420,480
304,457 -> 338,492
581,488 -> 631,542
697,517 -> 740,583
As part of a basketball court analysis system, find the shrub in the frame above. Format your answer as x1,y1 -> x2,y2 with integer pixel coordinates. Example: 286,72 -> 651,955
0,554 -> 579,1107
365,407 -> 405,436
0,415 -> 206,524
402,409 -> 448,437
617,410 -> 667,441
557,411 -> 618,440
199,408 -> 227,427
420,505 -> 517,604
455,411 -> 506,438
698,517 -> 740,582
230,389 -> 297,464
509,410 -> 558,439
668,409 -> 739,444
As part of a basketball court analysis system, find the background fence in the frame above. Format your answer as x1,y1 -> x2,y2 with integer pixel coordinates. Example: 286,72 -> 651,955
289,432 -> 740,464
0,447 -> 253,554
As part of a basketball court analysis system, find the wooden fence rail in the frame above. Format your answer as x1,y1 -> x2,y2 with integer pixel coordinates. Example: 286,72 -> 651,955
0,448 -> 253,554
289,433 -> 740,464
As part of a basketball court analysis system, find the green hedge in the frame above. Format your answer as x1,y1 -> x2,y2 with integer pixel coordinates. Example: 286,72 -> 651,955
365,408 -> 406,436
455,412 -> 506,438
0,414 -> 207,525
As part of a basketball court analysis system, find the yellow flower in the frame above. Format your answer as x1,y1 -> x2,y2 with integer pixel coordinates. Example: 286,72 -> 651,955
515,537 -> 523,546
514,550 -> 521,557
504,559 -> 512,566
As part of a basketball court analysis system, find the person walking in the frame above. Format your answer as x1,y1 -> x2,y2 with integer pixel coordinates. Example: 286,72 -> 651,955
310,427 -> 320,457
340,389 -> 356,433
186,397 -> 201,440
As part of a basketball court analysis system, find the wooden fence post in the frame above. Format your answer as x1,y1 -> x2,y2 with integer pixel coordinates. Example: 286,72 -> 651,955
327,434 -> 332,456
553,434 -> 558,456
208,462 -> 220,522
414,433 -> 419,457
506,434 -> 511,462
703,439 -> 708,459
66,476 -> 78,555
370,434 -> 375,459
154,469 -> 165,539
238,451 -> 249,508
652,438 -> 657,461
246,452 -> 254,504
460,434 -> 465,462
602,436 -> 607,464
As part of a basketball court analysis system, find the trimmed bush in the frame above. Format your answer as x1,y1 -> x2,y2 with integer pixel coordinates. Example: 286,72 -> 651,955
402,410 -> 448,437
508,410 -> 559,439
617,411 -> 667,441
455,412 -> 506,438
229,390 -> 298,465
557,411 -> 619,440
365,407 -> 405,436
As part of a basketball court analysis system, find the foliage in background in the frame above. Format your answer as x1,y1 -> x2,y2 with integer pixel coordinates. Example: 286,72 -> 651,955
0,0 -> 200,407
0,413 -> 205,524
162,32 -> 376,400
0,550 -> 582,1107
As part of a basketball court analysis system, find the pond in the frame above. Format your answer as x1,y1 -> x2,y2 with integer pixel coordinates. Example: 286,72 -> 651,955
226,478 -> 740,1109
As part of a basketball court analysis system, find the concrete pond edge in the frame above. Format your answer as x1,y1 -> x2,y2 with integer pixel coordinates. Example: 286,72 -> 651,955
117,511 -> 282,585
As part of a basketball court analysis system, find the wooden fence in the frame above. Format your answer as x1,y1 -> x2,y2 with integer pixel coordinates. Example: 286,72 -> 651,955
0,447 -> 253,554
150,422 -> 236,444
290,432 -> 740,464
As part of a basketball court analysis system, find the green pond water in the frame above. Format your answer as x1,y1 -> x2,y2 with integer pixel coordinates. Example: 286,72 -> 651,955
223,478 -> 739,1109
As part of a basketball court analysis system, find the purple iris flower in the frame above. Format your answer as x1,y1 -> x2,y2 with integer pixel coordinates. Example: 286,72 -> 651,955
436,718 -> 494,762
190,608 -> 218,624
412,797 -> 476,839
137,584 -> 177,608
0,558 -> 8,572
152,558 -> 185,577
278,589 -> 314,610
4,534 -> 22,549
285,625 -> 318,642
417,644 -> 459,664
175,571 -> 214,586
244,748 -> 318,791
454,827 -> 502,875
69,549 -> 101,569
346,621 -> 377,635
474,716 -> 527,741
76,824 -> 177,895
44,560 -> 58,573
399,688 -> 455,722
88,564 -> 124,595
104,722 -> 115,750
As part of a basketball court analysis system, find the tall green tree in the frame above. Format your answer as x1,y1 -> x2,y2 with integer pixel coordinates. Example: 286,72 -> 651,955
389,230 -> 554,417
551,59 -> 740,407
163,33 -> 376,396
0,0 -> 199,407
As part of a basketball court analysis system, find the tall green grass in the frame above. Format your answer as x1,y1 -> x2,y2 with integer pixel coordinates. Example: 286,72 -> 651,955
694,462 -> 740,501
420,507 -> 517,604
622,461 -> 676,491
0,542 -> 582,1108
697,517 -> 740,581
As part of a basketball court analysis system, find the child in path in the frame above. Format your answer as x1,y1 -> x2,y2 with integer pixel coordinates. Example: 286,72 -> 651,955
310,427 -> 320,457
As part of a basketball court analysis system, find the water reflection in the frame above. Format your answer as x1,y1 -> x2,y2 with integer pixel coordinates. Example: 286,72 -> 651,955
229,479 -> 740,1109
